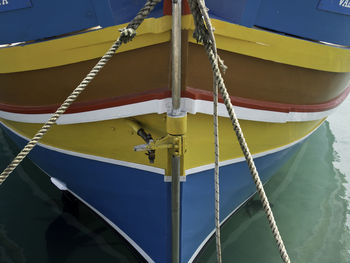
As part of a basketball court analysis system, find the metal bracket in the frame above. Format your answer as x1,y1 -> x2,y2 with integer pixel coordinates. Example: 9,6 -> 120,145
130,113 -> 187,178
134,134 -> 185,157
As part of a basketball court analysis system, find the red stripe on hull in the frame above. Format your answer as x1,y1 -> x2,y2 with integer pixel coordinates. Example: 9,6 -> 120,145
0,86 -> 349,115
186,86 -> 350,113
163,0 -> 191,15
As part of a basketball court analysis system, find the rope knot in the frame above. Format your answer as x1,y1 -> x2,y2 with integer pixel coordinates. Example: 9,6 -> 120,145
119,28 -> 136,44
193,29 -> 212,45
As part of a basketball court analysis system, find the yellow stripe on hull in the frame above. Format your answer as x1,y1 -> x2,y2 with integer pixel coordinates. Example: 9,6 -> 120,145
194,18 -> 350,73
0,16 -> 172,73
1,15 -> 350,74
0,114 -> 324,172
186,114 -> 323,169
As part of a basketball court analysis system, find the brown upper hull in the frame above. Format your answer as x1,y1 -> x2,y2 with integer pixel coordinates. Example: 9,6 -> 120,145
1,33 -> 349,109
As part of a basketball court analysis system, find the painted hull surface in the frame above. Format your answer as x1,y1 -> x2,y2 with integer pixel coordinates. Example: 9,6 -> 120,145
1,0 -> 350,262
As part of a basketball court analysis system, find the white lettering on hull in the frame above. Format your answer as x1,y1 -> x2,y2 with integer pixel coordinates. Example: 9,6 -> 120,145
0,0 -> 9,6
340,0 -> 350,8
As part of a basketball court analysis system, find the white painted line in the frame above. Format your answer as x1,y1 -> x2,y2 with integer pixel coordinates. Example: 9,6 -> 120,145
163,175 -> 187,182
188,192 -> 256,263
0,98 -> 337,124
68,189 -> 155,263
50,177 -> 68,191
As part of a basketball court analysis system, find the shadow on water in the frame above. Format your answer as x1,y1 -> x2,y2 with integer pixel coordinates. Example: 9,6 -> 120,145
0,128 -> 146,263
45,191 -> 147,263
196,121 -> 350,263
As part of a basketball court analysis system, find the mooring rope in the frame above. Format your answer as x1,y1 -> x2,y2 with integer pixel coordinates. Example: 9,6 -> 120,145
187,1 -> 291,262
213,71 -> 222,263
195,1 -> 223,262
0,0 -> 162,185
212,40 -> 223,263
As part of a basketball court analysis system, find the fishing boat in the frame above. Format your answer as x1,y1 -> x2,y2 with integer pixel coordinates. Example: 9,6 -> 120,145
1,0 -> 350,262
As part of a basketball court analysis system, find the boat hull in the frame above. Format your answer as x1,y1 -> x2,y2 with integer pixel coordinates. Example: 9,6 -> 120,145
2,0 -> 350,262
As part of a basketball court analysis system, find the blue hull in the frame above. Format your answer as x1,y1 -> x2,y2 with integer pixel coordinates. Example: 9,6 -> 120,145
1,123 -> 302,262
205,0 -> 350,46
0,0 -> 164,45
1,0 -> 350,46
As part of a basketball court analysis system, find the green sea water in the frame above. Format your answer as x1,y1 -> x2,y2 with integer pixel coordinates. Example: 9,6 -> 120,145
197,98 -> 350,263
0,98 -> 350,263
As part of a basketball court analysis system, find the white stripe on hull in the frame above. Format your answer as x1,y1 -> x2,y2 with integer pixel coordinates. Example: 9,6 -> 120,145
0,97 -> 337,124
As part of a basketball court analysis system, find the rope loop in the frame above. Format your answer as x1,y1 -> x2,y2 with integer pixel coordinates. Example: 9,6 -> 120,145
119,28 -> 137,43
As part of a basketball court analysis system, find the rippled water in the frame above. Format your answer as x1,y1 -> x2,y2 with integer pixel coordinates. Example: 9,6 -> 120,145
0,98 -> 350,263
